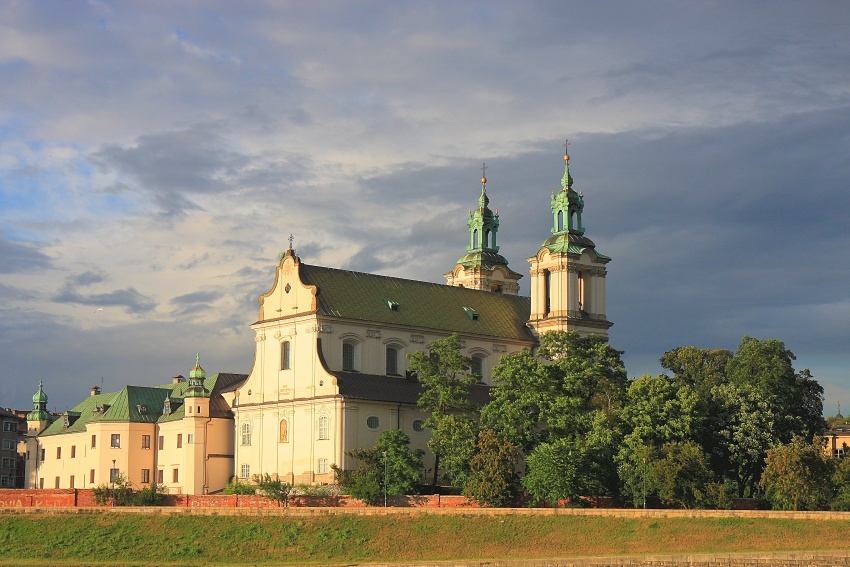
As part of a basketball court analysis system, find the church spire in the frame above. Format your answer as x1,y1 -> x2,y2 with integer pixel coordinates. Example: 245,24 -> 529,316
185,353 -> 210,398
444,164 -> 522,294
550,140 -> 584,237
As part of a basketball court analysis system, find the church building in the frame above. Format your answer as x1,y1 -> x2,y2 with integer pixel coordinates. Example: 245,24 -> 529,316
231,148 -> 611,486
25,147 -> 612,492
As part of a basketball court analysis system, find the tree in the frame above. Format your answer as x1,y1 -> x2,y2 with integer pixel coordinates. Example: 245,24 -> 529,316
408,333 -> 477,486
760,436 -> 834,511
480,348 -> 549,453
254,473 -> 293,506
522,437 -> 593,507
651,442 -> 715,509
660,346 -> 732,397
332,429 -> 423,505
463,429 -> 518,507
484,332 -> 627,452
727,337 -> 824,444
711,383 -> 777,497
427,413 -> 478,489
830,457 -> 850,511
617,374 -> 701,506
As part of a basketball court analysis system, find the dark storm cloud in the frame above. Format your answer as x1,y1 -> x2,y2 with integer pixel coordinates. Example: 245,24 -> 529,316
0,232 -> 53,273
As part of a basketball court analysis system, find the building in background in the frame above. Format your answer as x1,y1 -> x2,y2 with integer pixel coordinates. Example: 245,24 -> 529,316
25,363 -> 246,494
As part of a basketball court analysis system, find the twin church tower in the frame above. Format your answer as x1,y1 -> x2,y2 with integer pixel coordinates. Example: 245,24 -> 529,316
444,147 -> 612,338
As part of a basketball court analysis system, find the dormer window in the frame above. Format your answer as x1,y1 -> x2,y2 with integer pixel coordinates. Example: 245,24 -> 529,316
384,299 -> 400,312
463,307 -> 480,321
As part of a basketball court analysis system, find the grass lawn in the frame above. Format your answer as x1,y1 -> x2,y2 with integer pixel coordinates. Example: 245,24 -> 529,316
2,513 -> 850,566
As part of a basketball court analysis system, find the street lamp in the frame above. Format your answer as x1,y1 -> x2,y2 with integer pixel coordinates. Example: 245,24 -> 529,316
111,459 -> 116,507
382,451 -> 388,508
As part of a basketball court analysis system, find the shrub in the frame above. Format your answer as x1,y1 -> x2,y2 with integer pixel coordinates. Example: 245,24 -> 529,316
222,477 -> 256,495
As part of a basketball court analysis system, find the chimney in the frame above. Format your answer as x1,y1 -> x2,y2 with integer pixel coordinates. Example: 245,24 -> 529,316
90,386 -> 101,397
173,375 -> 185,384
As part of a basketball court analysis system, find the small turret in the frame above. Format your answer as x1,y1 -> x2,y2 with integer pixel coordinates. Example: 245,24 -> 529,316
27,381 -> 52,434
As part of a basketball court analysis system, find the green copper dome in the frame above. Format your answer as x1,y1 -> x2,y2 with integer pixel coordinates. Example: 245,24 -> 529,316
32,381 -> 48,404
185,353 -> 210,398
27,381 -> 51,421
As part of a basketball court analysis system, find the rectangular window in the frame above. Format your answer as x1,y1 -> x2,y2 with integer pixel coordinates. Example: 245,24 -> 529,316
55,476 -> 60,488
39,478 -> 44,489
386,346 -> 398,375
1,458 -> 15,468
342,342 -> 355,371
56,447 -> 61,459
141,435 -> 151,449
157,469 -> 164,484
91,435 -> 96,449
317,458 -> 328,475
176,434 -> 182,449
240,463 -> 250,478
281,341 -> 291,370
2,439 -> 14,450
41,448 -> 45,461
69,475 -> 75,489
158,436 -> 164,450
110,434 -> 120,448
90,469 -> 95,484
172,468 -> 179,483
3,422 -> 16,432
0,476 -> 10,487
71,445 -> 76,458
141,469 -> 150,484
110,468 -> 120,483
187,434 -> 194,444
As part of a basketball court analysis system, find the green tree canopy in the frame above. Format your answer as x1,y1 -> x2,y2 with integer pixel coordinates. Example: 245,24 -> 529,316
760,436 -> 833,511
408,333 -> 478,486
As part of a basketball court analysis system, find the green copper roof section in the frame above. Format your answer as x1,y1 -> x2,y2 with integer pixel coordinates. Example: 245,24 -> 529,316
27,381 -> 51,421
549,154 -> 586,239
185,353 -> 210,398
465,165 -> 500,254
298,264 -> 535,342
37,373 -> 242,436
452,164 -> 520,276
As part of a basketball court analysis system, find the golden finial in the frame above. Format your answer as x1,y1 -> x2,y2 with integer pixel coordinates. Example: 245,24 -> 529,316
564,138 -> 570,162
481,162 -> 487,186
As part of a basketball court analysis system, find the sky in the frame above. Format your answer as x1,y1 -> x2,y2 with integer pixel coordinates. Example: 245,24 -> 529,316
1,1 -> 849,415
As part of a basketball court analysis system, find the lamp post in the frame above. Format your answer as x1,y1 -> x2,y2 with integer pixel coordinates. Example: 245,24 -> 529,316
111,459 -> 116,507
382,451 -> 388,508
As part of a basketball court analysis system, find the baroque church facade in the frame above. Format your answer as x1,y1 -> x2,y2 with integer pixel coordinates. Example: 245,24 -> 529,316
25,149 -> 611,493
231,150 -> 611,486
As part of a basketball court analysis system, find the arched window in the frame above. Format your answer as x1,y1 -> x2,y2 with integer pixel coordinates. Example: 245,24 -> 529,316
557,210 -> 564,232
484,229 -> 491,248
279,419 -> 288,443
317,415 -> 329,440
472,229 -> 479,249
241,422 -> 252,446
386,346 -> 399,376
281,341 -> 291,370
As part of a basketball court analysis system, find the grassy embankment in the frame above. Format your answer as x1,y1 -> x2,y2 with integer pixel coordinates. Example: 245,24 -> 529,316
2,513 -> 850,566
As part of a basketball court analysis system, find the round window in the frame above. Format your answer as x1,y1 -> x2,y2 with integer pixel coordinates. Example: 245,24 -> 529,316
412,419 -> 424,432
366,416 -> 380,430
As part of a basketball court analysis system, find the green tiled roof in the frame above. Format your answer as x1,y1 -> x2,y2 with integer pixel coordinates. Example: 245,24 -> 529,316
38,373 -> 246,436
299,264 -> 536,342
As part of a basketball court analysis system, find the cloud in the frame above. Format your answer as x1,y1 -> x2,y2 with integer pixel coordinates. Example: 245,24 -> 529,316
53,284 -> 157,314
0,232 -> 53,273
